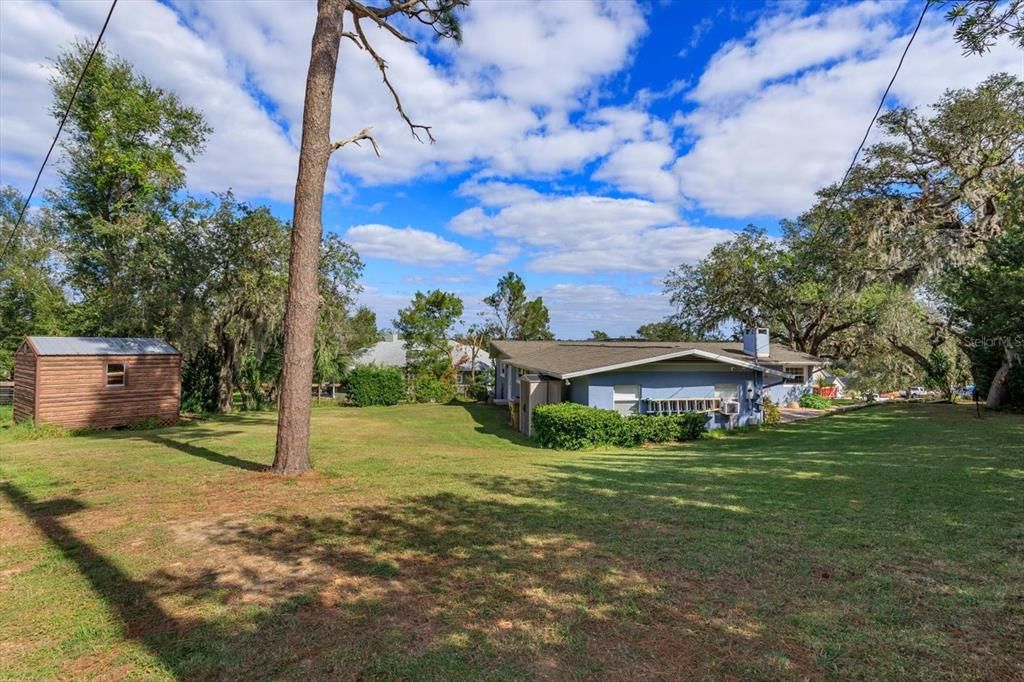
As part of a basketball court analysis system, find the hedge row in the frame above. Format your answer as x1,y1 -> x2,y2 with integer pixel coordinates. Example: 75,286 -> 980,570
798,393 -> 832,410
532,402 -> 707,450
347,365 -> 405,406
410,375 -> 456,404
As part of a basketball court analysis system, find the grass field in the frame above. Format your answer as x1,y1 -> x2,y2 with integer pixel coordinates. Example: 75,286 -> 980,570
1,402 -> 1021,680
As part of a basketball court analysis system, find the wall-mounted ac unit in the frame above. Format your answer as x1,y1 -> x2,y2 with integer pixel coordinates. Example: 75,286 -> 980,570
721,401 -> 740,415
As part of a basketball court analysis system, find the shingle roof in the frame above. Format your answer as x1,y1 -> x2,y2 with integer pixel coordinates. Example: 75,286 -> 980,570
490,340 -> 820,379
352,340 -> 492,371
26,337 -> 179,356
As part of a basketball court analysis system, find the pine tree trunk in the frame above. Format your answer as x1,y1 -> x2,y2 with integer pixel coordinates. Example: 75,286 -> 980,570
273,0 -> 346,474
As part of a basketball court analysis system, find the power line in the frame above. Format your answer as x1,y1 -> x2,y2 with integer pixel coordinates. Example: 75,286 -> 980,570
822,0 -> 931,218
0,0 -> 118,264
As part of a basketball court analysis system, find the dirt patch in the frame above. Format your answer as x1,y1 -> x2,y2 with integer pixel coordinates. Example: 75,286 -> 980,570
166,515 -> 346,604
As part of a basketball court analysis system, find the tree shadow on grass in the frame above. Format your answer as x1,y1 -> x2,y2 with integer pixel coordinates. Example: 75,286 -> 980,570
452,401 -> 539,448
137,432 -> 268,472
1,474 -> 803,678
3,403 -> 1019,679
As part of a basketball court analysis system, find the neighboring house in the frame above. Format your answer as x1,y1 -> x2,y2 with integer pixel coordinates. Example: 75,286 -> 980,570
352,333 -> 492,385
13,336 -> 181,429
814,374 -> 848,399
491,329 -> 824,435
757,336 -> 829,405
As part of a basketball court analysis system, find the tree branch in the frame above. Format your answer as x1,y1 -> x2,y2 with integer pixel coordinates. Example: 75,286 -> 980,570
331,126 -> 381,157
352,15 -> 435,143
349,1 -> 417,42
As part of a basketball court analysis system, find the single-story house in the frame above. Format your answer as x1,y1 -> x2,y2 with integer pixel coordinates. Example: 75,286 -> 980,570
491,329 -> 824,434
14,336 -> 181,429
352,333 -> 492,385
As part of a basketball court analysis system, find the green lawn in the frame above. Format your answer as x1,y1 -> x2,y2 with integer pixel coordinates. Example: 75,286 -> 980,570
1,402 -> 1021,680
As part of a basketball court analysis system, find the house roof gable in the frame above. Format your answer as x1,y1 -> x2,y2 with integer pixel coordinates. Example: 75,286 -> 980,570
490,340 -> 816,379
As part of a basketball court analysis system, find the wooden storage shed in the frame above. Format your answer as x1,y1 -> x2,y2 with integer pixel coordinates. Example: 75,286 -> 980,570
14,337 -> 181,429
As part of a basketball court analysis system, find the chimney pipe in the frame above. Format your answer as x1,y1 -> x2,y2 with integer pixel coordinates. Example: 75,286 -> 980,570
742,328 -> 770,359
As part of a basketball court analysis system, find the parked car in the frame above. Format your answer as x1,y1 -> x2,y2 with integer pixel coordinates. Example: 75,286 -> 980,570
903,386 -> 929,399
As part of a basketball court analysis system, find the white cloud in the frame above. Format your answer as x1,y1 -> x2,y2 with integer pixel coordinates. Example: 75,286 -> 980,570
677,15 -> 715,59
345,224 -> 471,266
1,0 -> 655,199
0,0 -> 301,200
692,1 -> 895,103
592,140 -> 679,201
538,284 -> 674,338
452,0 -> 648,109
167,0 -> 653,188
448,183 -> 733,273
674,5 -> 1023,217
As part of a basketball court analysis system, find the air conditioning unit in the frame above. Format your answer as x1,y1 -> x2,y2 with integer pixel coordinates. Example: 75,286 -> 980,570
721,401 -> 740,415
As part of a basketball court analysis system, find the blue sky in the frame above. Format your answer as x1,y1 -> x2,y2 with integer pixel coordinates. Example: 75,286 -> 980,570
1,0 -> 1019,337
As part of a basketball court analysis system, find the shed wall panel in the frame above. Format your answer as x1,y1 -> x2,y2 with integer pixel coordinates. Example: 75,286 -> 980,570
13,351 -> 36,423
35,354 -> 180,428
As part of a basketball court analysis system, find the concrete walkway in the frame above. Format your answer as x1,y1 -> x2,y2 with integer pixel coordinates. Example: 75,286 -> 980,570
778,402 -> 876,423
778,407 -> 827,423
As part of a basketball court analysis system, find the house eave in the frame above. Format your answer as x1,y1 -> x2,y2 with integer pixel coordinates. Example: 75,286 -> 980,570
505,348 -> 793,380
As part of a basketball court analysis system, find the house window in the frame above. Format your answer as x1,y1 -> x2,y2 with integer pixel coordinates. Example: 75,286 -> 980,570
783,365 -> 806,385
106,363 -> 125,387
714,384 -> 739,400
613,384 -> 640,415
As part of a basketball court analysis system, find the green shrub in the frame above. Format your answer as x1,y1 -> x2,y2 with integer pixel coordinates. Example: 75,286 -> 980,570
347,365 -> 405,406
798,393 -> 832,410
533,403 -> 624,449
762,397 -> 782,425
464,375 -> 491,402
619,415 -> 678,446
533,403 -> 708,450
674,412 -> 708,441
411,374 -> 456,404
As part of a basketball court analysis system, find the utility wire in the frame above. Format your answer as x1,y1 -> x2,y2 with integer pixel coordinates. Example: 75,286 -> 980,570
0,0 -> 118,264
822,0 -> 931,219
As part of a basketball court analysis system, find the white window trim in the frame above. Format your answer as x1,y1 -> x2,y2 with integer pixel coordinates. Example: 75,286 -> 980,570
106,362 -> 126,388
783,365 -> 806,385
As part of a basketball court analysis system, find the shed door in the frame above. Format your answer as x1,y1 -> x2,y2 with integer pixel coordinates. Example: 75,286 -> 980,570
613,384 -> 640,415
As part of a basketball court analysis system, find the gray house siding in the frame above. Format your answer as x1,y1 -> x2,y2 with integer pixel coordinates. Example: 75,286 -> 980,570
567,363 -> 764,429
762,363 -> 824,405
494,358 -> 524,402
569,375 -> 589,404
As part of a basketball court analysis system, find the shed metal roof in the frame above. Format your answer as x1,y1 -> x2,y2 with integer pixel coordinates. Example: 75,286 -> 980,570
26,337 -> 179,356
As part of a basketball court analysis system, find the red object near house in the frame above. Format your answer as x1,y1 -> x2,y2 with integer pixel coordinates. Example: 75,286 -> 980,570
814,386 -> 837,399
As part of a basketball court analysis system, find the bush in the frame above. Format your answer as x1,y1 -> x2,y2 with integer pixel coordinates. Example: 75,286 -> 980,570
411,374 -> 456,403
347,365 -> 405,406
798,393 -> 832,410
533,403 -> 624,449
463,373 -> 491,402
762,397 -> 782,425
533,403 -> 708,450
674,412 -> 708,441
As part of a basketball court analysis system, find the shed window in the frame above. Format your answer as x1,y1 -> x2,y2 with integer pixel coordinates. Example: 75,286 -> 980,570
783,365 -> 806,385
106,363 -> 126,387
